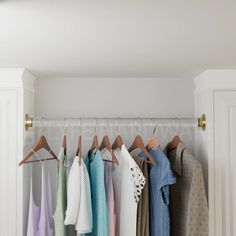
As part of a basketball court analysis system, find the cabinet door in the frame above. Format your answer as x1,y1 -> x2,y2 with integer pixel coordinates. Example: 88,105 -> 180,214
0,89 -> 19,235
214,91 -> 236,236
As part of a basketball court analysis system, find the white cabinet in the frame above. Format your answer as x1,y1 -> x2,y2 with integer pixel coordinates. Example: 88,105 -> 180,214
0,69 -> 36,236
194,70 -> 236,236
0,89 -> 19,235
214,91 -> 236,236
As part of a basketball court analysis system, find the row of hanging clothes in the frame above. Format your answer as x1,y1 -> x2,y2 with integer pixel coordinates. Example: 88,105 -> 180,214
19,129 -> 208,236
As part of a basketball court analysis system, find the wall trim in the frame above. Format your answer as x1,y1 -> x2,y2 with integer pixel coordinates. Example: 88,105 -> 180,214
0,68 -> 37,91
194,70 -> 236,92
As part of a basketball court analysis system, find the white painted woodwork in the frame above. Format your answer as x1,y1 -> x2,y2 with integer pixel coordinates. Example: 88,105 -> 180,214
0,69 -> 36,236
214,91 -> 236,236
0,89 -> 19,235
194,70 -> 236,236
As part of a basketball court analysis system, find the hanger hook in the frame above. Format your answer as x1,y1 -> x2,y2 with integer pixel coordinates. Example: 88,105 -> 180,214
93,119 -> 96,135
41,116 -> 46,135
116,119 -> 119,135
152,119 -> 157,135
119,118 -> 122,135
64,118 -> 67,135
102,120 -> 106,135
135,120 -> 140,135
79,118 -> 82,135
94,118 -> 99,136
103,119 -> 106,135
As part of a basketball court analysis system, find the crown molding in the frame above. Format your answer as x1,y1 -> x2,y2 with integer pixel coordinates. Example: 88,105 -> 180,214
194,70 -> 236,92
22,69 -> 37,92
0,68 -> 37,91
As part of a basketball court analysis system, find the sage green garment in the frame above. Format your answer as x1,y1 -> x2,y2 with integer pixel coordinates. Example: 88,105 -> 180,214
53,147 -> 69,236
133,156 -> 149,236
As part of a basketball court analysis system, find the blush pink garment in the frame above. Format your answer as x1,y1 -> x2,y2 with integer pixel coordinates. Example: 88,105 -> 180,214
103,150 -> 116,236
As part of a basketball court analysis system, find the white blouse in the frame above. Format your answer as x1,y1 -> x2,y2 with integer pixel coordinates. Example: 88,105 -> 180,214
113,145 -> 145,236
64,156 -> 93,235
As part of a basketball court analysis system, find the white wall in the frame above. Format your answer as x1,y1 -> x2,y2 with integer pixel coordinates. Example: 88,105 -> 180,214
35,77 -> 194,118
35,77 -> 195,156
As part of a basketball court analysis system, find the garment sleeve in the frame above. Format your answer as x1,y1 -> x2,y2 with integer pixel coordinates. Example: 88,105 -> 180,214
64,158 -> 81,225
160,153 -> 176,206
129,164 -> 146,203
75,163 -> 93,233
186,162 -> 208,235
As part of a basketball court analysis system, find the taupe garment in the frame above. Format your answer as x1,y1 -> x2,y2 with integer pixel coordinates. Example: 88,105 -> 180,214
133,156 -> 149,236
165,142 -> 208,236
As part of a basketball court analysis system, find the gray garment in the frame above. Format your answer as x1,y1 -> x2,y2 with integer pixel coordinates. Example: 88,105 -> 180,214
165,142 -> 208,236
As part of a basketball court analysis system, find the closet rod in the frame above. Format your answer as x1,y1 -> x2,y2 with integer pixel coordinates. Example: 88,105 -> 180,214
25,114 -> 206,131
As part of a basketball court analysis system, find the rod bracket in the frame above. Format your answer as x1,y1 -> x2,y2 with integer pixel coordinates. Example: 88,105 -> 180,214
198,114 -> 206,131
25,113 -> 33,131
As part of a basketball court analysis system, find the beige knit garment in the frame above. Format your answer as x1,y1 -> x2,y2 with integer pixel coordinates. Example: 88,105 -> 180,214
166,142 -> 208,236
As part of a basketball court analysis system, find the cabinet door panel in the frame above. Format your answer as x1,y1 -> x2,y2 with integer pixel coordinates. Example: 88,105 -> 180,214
0,89 -> 18,236
214,91 -> 236,236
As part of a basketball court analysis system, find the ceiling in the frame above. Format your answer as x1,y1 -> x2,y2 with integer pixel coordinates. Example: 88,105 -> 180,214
0,0 -> 236,78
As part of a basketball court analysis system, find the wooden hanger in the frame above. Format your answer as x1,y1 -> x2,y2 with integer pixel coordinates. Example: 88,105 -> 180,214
99,135 -> 110,151
99,135 -> 119,165
19,135 -> 58,166
62,135 -> 67,155
167,135 -> 181,153
128,135 -> 156,165
112,135 -> 123,150
147,125 -> 159,150
90,135 -> 99,152
76,135 -> 82,166
147,135 -> 159,150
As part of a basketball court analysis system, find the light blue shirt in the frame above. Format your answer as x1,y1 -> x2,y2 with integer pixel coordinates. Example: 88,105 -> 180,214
139,146 -> 176,236
84,150 -> 108,236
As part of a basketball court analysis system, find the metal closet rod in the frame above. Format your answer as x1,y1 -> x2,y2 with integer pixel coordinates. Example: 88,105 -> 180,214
25,114 -> 206,131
